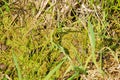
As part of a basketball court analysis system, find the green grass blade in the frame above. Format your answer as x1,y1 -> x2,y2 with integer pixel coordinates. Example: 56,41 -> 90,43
88,19 -> 95,51
44,58 -> 66,80
12,51 -> 22,80
87,18 -> 100,71
67,72 -> 79,80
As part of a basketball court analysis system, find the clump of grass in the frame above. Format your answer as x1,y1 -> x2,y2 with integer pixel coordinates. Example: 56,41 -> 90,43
0,0 -> 120,80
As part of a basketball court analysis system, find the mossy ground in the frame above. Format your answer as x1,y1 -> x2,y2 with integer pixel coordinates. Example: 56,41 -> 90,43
0,0 -> 120,80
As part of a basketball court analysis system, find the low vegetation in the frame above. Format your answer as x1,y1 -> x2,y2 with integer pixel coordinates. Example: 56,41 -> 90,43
0,0 -> 120,80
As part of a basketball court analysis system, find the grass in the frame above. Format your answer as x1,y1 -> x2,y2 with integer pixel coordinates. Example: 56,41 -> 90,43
0,0 -> 120,80
12,50 -> 22,80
